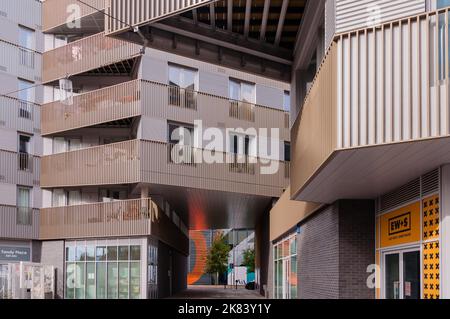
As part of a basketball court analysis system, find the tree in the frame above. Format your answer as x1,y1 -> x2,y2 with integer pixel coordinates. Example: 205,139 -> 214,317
205,233 -> 231,285
242,249 -> 255,273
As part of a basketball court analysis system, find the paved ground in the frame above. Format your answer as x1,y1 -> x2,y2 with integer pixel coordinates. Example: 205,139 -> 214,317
169,285 -> 265,299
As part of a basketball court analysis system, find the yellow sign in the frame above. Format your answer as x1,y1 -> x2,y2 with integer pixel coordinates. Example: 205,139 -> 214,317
380,202 -> 421,248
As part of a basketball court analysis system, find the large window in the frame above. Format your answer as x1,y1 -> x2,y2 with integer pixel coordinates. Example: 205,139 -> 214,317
18,134 -> 31,171
168,64 -> 197,109
229,79 -> 255,104
65,243 -> 142,299
19,26 -> 35,68
274,234 -> 297,299
18,79 -> 34,119
17,186 -> 32,225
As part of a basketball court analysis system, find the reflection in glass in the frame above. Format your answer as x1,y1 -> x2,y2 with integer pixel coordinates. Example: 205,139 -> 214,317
119,262 -> 129,299
65,263 -> 75,299
86,262 -> 95,299
75,263 -> 85,299
130,262 -> 141,299
96,262 -> 106,299
130,246 -> 141,261
119,246 -> 129,261
385,254 -> 400,299
96,246 -> 107,261
107,263 -> 118,299
403,251 -> 420,300
107,247 -> 118,261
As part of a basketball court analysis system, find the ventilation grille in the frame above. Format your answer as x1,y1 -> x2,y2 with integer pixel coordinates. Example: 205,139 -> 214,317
379,178 -> 421,213
0,11 -> 7,18
422,169 -> 440,196
378,169 -> 440,213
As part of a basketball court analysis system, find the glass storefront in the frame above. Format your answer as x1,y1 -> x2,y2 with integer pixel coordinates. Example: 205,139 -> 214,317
65,241 -> 143,299
273,234 -> 297,299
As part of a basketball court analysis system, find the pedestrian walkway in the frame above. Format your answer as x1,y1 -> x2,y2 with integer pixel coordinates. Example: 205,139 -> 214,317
169,285 -> 265,299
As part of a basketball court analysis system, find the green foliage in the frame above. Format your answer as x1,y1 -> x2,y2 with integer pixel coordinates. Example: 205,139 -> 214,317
241,249 -> 255,273
205,234 -> 231,276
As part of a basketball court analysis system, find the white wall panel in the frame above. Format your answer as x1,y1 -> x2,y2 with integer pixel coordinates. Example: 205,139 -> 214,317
336,0 -> 426,34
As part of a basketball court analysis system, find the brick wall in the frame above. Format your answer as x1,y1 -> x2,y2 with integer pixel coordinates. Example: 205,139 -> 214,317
338,200 -> 375,299
296,200 -> 375,299
298,205 -> 339,299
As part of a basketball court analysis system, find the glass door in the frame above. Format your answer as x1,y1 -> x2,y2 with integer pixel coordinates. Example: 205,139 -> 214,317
384,249 -> 420,299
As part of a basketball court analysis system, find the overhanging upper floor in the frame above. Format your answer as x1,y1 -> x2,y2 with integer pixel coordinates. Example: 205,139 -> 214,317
291,7 -> 450,204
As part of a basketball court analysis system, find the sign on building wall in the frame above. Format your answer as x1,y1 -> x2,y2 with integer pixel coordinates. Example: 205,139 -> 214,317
0,247 -> 30,262
380,202 -> 421,248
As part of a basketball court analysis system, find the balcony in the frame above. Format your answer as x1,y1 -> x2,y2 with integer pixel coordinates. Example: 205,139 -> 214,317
41,140 -> 289,198
39,198 -> 188,255
41,80 -> 290,142
291,8 -> 450,204
0,40 -> 41,83
0,205 -> 39,240
0,150 -> 39,187
43,0 -> 106,33
40,140 -> 140,188
42,32 -> 141,83
0,96 -> 40,135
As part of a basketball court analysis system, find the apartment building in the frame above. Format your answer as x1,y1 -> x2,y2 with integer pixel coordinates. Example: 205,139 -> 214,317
38,0 -> 290,299
0,0 -> 43,280
101,0 -> 450,300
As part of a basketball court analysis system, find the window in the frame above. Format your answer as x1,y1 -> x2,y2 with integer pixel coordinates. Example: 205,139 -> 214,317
65,243 -> 142,299
168,122 -> 194,146
18,79 -> 34,119
52,189 -> 67,207
437,0 -> 450,9
168,64 -> 198,109
168,123 -> 195,165
284,142 -> 291,162
18,134 -> 31,171
283,91 -> 291,112
169,64 -> 197,90
17,187 -> 32,225
229,133 -> 255,156
273,234 -> 298,299
229,79 -> 255,104
19,26 -> 35,68
19,26 -> 35,50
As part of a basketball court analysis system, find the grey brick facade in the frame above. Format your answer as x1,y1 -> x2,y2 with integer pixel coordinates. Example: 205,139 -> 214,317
295,200 -> 375,299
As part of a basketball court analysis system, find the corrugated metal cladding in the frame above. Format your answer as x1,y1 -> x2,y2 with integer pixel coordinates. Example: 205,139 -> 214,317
337,10 -> 450,149
0,0 -> 42,30
335,0 -> 426,34
377,168 -> 440,214
325,0 -> 336,50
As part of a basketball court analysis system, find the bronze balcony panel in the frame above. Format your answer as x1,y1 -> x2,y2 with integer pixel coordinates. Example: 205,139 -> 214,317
168,86 -> 198,110
41,80 -> 142,135
41,80 -> 290,142
41,139 -> 288,197
42,32 -> 141,83
43,0 -> 106,32
290,42 -> 338,201
40,140 -> 140,188
229,100 -> 255,122
40,199 -> 188,255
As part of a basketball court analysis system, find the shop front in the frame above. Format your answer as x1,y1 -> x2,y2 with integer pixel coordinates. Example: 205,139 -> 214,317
376,170 -> 441,299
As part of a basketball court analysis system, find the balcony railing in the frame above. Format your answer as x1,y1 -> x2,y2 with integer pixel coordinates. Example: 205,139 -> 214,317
42,32 -> 141,83
0,40 -> 41,82
41,139 -> 289,197
0,205 -> 39,240
40,140 -> 140,188
168,86 -> 197,110
41,80 -> 290,142
43,0 -> 106,32
40,198 -> 188,254
41,80 -> 141,135
229,100 -> 255,122
18,153 -> 33,172
291,7 -> 450,201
